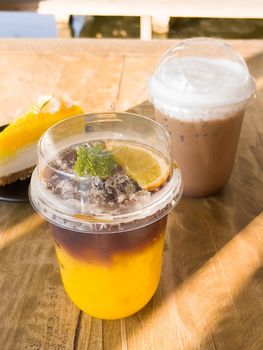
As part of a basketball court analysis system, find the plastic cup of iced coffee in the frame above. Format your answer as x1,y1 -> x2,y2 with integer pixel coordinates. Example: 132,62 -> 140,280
29,112 -> 182,319
148,38 -> 256,197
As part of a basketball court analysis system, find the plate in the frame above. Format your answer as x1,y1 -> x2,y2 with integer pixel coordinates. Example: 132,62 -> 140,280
0,124 -> 30,203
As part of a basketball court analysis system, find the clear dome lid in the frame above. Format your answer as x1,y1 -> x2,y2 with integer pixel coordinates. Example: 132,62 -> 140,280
148,38 -> 256,111
29,113 -> 183,233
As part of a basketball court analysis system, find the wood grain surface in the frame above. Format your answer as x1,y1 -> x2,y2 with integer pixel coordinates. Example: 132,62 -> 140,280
0,39 -> 263,350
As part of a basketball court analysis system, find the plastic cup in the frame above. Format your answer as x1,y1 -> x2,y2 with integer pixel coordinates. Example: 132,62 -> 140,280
148,38 -> 256,197
29,112 -> 182,319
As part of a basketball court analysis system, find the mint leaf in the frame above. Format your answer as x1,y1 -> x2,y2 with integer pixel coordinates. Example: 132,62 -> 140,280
74,144 -> 116,179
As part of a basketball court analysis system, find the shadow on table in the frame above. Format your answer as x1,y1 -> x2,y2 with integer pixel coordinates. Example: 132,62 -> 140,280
197,266 -> 263,350
0,202 -> 42,251
120,198 -> 263,349
116,53 -> 263,348
0,202 -> 34,232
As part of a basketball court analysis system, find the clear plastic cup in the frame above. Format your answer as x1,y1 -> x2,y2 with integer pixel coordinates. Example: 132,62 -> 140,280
148,38 -> 256,197
29,112 -> 182,319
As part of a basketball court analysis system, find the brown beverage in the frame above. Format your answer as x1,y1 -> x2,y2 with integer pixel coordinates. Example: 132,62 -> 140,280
155,108 -> 244,197
148,38 -> 256,197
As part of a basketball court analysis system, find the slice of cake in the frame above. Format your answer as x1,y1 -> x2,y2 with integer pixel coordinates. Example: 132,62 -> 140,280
0,95 -> 83,186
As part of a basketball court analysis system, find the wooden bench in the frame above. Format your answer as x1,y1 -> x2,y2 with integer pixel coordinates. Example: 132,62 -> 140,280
0,0 -> 262,39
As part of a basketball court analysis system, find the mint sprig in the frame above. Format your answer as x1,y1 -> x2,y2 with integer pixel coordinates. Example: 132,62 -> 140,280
74,144 -> 116,179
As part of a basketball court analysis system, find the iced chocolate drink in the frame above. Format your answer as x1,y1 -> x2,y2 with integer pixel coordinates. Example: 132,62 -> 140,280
148,38 -> 256,197
29,113 -> 182,319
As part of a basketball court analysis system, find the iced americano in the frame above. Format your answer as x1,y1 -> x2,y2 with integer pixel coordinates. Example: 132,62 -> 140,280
30,113 -> 182,319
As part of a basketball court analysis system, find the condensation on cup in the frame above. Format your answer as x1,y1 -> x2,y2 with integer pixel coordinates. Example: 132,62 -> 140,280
148,38 -> 256,197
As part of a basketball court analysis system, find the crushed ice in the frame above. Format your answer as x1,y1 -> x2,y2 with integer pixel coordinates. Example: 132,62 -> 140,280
44,146 -> 151,214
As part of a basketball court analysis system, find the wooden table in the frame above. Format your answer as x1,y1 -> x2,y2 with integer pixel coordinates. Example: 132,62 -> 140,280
0,39 -> 263,350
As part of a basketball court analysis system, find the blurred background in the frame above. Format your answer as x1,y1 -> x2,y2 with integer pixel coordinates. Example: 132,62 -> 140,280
0,0 -> 262,39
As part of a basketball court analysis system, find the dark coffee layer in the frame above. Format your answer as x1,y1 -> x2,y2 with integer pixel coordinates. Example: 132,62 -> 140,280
50,215 -> 167,263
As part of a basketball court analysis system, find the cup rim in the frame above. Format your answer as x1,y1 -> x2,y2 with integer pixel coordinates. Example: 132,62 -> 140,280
38,112 -> 171,178
30,112 -> 183,233
148,37 -> 256,112
29,167 -> 183,233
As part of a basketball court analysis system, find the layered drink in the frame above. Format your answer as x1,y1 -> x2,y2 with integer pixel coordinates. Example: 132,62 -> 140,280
29,113 -> 182,319
148,38 -> 256,197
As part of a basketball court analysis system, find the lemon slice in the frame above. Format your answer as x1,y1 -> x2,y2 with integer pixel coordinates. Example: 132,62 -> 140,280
107,141 -> 170,191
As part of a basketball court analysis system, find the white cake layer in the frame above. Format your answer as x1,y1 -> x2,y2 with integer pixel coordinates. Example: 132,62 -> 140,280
0,145 -> 37,177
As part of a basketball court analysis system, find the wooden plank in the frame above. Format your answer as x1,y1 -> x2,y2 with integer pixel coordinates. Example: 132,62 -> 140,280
0,204 -> 80,349
122,209 -> 263,349
0,51 -> 124,125
0,37 -> 261,126
140,16 -> 152,41
36,0 -> 263,18
1,0 -> 263,18
115,55 -> 158,112
0,38 -> 261,57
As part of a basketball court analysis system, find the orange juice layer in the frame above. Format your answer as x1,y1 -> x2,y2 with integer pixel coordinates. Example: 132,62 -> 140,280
55,233 -> 165,319
0,101 -> 83,159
